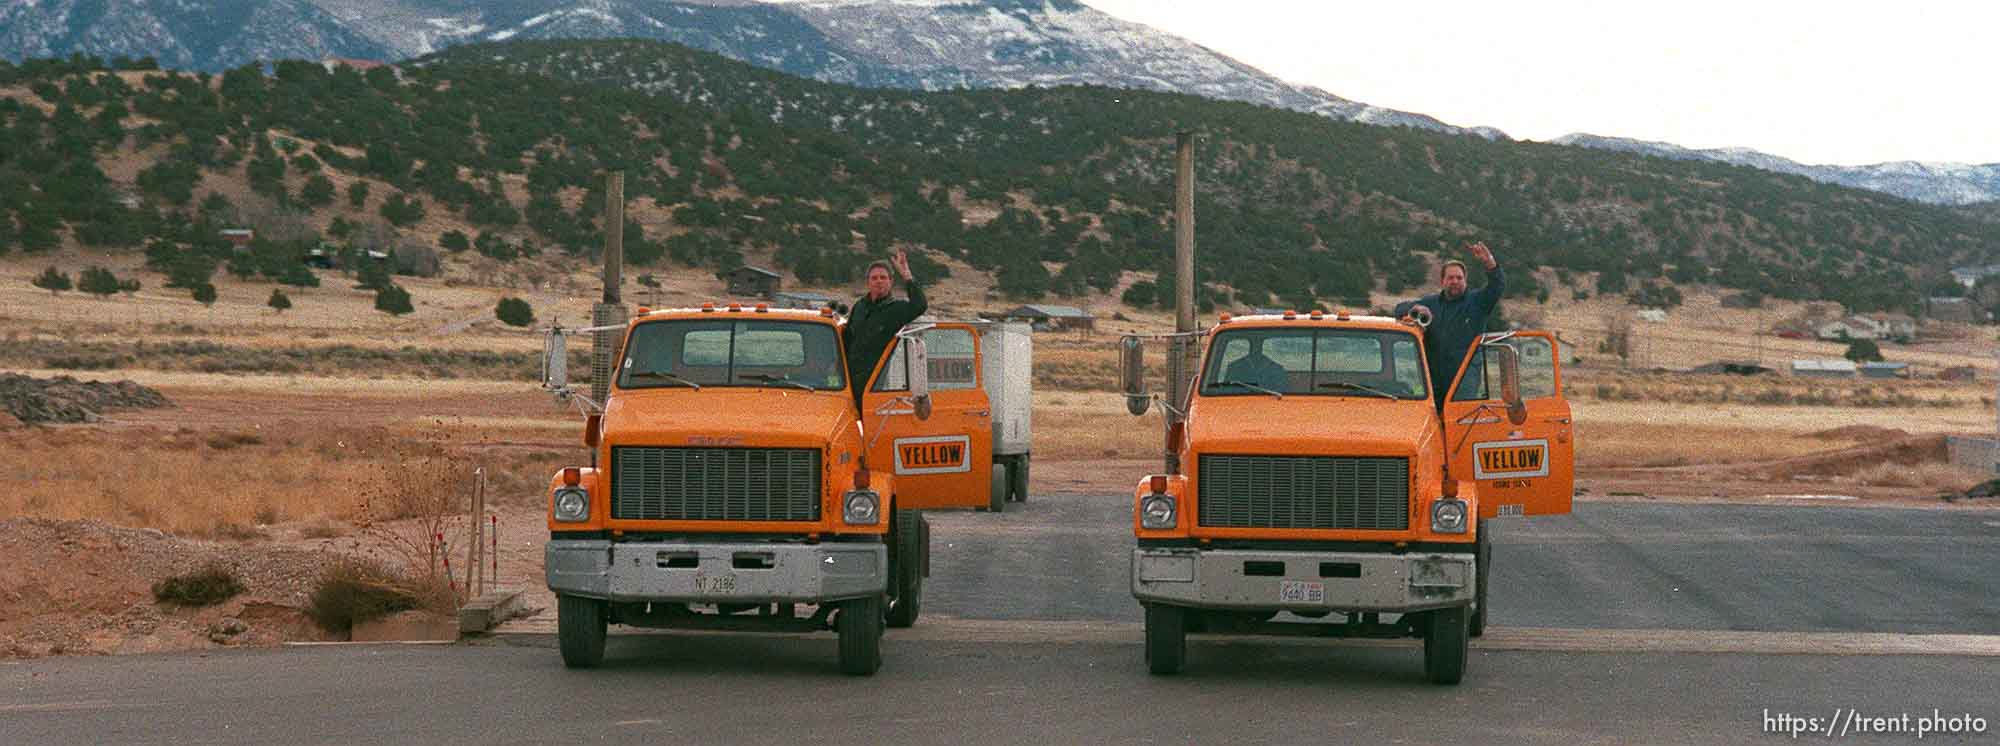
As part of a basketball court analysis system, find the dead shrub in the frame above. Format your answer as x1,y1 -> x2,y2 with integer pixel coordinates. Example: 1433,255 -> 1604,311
206,431 -> 264,450
153,563 -> 246,607
305,558 -> 424,634
300,519 -> 349,539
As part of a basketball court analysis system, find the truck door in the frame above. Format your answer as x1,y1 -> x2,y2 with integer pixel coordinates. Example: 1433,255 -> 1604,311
1440,331 -> 1574,517
862,323 -> 995,510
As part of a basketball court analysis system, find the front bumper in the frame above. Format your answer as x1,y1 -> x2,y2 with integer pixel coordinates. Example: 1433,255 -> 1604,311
1131,547 -> 1473,613
547,539 -> 886,604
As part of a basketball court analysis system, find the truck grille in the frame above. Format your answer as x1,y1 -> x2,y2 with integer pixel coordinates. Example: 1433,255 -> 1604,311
1197,455 -> 1409,530
611,447 -> 821,522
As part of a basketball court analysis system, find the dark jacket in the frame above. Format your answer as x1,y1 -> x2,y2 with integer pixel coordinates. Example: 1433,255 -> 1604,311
844,280 -> 928,400
1394,265 -> 1504,402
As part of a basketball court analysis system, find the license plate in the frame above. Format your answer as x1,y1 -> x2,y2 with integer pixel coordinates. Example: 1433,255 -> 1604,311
692,573 -> 737,594
1278,580 -> 1324,604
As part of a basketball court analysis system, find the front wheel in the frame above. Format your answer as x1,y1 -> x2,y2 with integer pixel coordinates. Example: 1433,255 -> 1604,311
1470,519 -> 1491,638
837,595 -> 884,676
1144,604 -> 1186,675
557,594 -> 607,669
1422,606 -> 1469,685
886,511 -> 925,628
986,462 -> 1007,513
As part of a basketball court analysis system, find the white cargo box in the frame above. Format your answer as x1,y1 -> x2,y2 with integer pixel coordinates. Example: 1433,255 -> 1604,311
974,321 -> 1032,456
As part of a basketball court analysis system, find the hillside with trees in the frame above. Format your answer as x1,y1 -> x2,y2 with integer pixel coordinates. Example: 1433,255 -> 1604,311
1,40 -> 1995,316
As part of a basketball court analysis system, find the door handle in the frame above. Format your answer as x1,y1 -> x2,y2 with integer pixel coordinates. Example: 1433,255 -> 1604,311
970,409 -> 991,418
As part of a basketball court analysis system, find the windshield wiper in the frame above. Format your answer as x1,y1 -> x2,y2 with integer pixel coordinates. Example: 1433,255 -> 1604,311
1316,380 -> 1400,400
627,370 -> 701,389
738,373 -> 816,391
1211,381 -> 1284,399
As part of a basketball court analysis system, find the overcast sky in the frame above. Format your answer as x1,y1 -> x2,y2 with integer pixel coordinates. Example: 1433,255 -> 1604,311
1080,1 -> 1995,167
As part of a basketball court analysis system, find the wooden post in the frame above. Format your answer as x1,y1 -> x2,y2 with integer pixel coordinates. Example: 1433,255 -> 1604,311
603,172 -> 624,304
1167,132 -> 1197,474
466,468 -> 485,596
592,171 -> 628,407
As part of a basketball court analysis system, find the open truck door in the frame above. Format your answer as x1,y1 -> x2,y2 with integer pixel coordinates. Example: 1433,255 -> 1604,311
862,322 -> 998,511
1441,330 -> 1574,518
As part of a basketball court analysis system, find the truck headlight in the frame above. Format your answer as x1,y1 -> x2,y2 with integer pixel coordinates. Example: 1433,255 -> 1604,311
1140,495 -> 1177,529
553,487 -> 590,522
1430,497 -> 1467,534
843,490 -> 880,525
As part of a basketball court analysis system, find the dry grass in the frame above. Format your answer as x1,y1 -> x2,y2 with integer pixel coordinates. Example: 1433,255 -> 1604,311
1574,371 -> 1984,409
1033,389 -> 1165,461
1575,422 -> 1863,469
0,420 -> 574,538
1850,462 -> 1990,491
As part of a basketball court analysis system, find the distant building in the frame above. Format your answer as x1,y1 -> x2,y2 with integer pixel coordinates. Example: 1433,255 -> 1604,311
321,57 -> 387,72
1859,362 -> 1911,379
773,291 -> 835,310
220,228 -> 255,250
1791,359 -> 1857,378
1926,296 -> 1987,324
1949,264 -> 2000,289
1867,312 -> 1917,339
1003,304 -> 1096,332
1635,309 -> 1668,323
726,266 -> 783,298
1816,316 -> 1881,341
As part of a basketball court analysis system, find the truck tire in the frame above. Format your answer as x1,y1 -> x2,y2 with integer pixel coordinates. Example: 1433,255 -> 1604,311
1470,519 -> 1491,638
1423,606 -> 1468,685
837,595 -> 884,676
886,510 -> 925,628
1144,604 -> 1186,675
987,463 -> 1007,513
557,594 -> 607,669
1008,456 -> 1030,503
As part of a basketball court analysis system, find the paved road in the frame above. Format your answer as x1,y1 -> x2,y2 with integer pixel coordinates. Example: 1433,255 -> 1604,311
5,639 -> 1996,745
922,496 -> 2000,634
7,497 -> 1997,745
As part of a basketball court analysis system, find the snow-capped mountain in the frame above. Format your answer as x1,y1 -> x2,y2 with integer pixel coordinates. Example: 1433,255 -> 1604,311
0,0 -> 1501,138
1553,134 -> 2000,206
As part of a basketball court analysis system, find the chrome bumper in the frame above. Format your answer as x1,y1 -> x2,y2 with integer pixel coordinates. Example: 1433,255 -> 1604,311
547,539 -> 886,604
1131,547 -> 1473,613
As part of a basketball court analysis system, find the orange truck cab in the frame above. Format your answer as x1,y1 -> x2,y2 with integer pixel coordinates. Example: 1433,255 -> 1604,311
539,305 -> 1025,675
1122,311 -> 1574,684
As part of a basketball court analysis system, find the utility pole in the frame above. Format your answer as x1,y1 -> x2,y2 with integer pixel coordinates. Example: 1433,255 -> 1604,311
1167,132 -> 1197,473
591,171 -> 627,407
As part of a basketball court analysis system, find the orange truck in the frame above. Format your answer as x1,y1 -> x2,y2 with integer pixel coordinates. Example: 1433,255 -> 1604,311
1121,311 -> 1574,684
539,304 -> 1027,675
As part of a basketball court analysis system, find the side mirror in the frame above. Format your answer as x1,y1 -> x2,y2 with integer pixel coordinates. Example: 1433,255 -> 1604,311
1490,343 -> 1528,425
906,336 -> 931,421
582,413 -> 602,448
543,330 -> 568,389
1120,335 -> 1149,416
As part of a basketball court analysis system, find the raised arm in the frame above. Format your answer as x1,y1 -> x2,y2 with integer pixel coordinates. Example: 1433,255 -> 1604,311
1467,242 -> 1504,314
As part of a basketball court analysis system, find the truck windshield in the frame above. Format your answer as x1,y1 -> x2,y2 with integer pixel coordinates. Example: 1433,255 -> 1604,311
1200,328 -> 1428,400
618,320 -> 846,392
